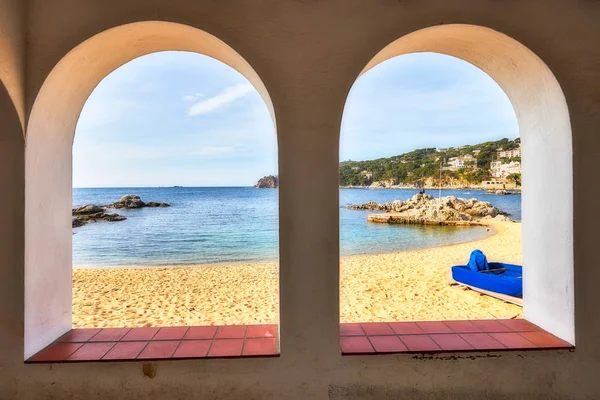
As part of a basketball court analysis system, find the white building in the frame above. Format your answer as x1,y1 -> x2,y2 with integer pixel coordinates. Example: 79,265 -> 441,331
491,160 -> 521,178
447,154 -> 477,170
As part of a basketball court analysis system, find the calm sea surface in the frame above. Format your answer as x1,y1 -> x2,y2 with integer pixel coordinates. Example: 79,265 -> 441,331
73,187 -> 521,268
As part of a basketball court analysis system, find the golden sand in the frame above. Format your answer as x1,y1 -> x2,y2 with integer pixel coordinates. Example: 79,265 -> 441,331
72,221 -> 522,328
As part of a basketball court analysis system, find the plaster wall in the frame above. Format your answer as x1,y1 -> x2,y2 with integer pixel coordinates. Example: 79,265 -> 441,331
1,0 -> 600,399
0,0 -> 25,390
0,0 -> 24,124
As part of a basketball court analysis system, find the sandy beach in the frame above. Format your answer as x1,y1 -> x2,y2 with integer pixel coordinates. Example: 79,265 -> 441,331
72,221 -> 522,328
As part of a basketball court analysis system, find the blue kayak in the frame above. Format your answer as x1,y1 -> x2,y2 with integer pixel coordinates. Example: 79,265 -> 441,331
451,250 -> 523,297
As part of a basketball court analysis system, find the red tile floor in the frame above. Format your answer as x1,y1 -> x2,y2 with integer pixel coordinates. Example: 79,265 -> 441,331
27,319 -> 572,362
340,319 -> 573,354
28,324 -> 279,362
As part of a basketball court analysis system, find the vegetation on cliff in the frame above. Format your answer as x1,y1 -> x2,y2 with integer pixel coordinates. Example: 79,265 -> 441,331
339,138 -> 520,187
255,138 -> 520,188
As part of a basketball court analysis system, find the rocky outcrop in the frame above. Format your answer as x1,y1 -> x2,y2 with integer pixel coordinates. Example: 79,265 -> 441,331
348,193 -> 510,225
104,195 -> 170,209
254,175 -> 279,188
72,204 -> 127,228
73,195 -> 169,228
72,204 -> 104,215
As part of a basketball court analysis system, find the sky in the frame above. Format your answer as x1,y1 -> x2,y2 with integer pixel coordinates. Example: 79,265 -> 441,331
73,51 -> 518,188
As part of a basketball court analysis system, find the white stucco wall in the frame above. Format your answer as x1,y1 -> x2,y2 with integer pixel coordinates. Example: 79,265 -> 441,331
0,0 -> 599,399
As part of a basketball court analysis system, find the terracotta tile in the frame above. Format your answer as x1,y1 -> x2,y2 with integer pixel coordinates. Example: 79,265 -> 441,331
172,340 -> 212,358
67,342 -> 115,361
389,322 -> 424,335
498,319 -> 541,332
121,327 -> 159,341
340,336 -> 375,354
489,333 -> 538,349
243,338 -> 279,356
416,321 -> 453,334
340,323 -> 365,336
519,332 -> 572,348
460,333 -> 506,350
88,328 -> 131,342
246,324 -> 278,339
208,339 -> 244,357
400,335 -> 442,352
361,323 -> 394,336
102,342 -> 148,360
430,334 -> 474,351
215,325 -> 247,339
472,320 -> 513,333
153,327 -> 189,340
29,343 -> 83,362
369,336 -> 408,353
137,341 -> 180,359
57,329 -> 101,343
443,320 -> 483,333
184,326 -> 218,340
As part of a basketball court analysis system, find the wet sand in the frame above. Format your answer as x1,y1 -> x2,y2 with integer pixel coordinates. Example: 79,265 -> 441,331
73,221 -> 522,328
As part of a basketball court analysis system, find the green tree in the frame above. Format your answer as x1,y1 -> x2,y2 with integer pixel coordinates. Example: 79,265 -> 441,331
507,173 -> 521,187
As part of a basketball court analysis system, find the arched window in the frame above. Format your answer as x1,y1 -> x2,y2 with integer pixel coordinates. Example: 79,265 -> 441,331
339,25 -> 573,355
25,23 -> 279,361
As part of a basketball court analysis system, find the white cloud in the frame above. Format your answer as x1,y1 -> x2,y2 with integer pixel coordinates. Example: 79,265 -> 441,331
188,83 -> 254,116
182,93 -> 205,102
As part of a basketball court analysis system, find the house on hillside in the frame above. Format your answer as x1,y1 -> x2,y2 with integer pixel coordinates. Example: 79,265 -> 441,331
491,160 -> 521,178
447,154 -> 477,170
496,146 -> 521,159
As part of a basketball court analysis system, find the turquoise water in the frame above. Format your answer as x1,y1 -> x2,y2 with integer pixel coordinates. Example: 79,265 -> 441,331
73,187 -> 521,267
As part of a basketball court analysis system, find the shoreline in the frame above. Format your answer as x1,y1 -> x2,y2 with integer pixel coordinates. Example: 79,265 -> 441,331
73,221 -> 521,328
74,225 -> 496,270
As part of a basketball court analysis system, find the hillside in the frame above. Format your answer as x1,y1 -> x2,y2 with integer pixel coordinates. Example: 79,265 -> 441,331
255,138 -> 520,188
339,138 -> 520,188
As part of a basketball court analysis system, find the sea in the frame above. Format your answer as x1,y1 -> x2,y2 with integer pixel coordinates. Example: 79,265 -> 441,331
73,187 -> 521,268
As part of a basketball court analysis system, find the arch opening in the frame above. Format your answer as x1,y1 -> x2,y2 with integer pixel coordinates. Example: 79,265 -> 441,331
25,22 -> 278,359
339,24 -> 573,346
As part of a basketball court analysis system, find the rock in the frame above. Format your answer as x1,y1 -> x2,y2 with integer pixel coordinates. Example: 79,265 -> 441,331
254,175 -> 278,188
72,217 -> 87,228
107,194 -> 144,209
104,195 -> 170,209
72,212 -> 126,228
144,201 -> 170,208
73,195 -> 167,229
72,204 -> 104,215
348,194 -> 510,225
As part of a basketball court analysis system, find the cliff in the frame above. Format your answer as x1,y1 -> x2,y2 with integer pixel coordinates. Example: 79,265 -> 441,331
254,175 -> 279,188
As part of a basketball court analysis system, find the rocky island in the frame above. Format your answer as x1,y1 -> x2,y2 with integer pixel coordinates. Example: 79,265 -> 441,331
104,194 -> 170,209
73,195 -> 170,228
254,175 -> 279,188
348,193 -> 511,226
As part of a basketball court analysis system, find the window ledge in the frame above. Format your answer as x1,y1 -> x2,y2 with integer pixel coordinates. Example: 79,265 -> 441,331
340,319 -> 572,355
27,324 -> 279,363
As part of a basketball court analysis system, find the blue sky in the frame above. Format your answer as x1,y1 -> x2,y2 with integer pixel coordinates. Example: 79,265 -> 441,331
73,51 -> 518,187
